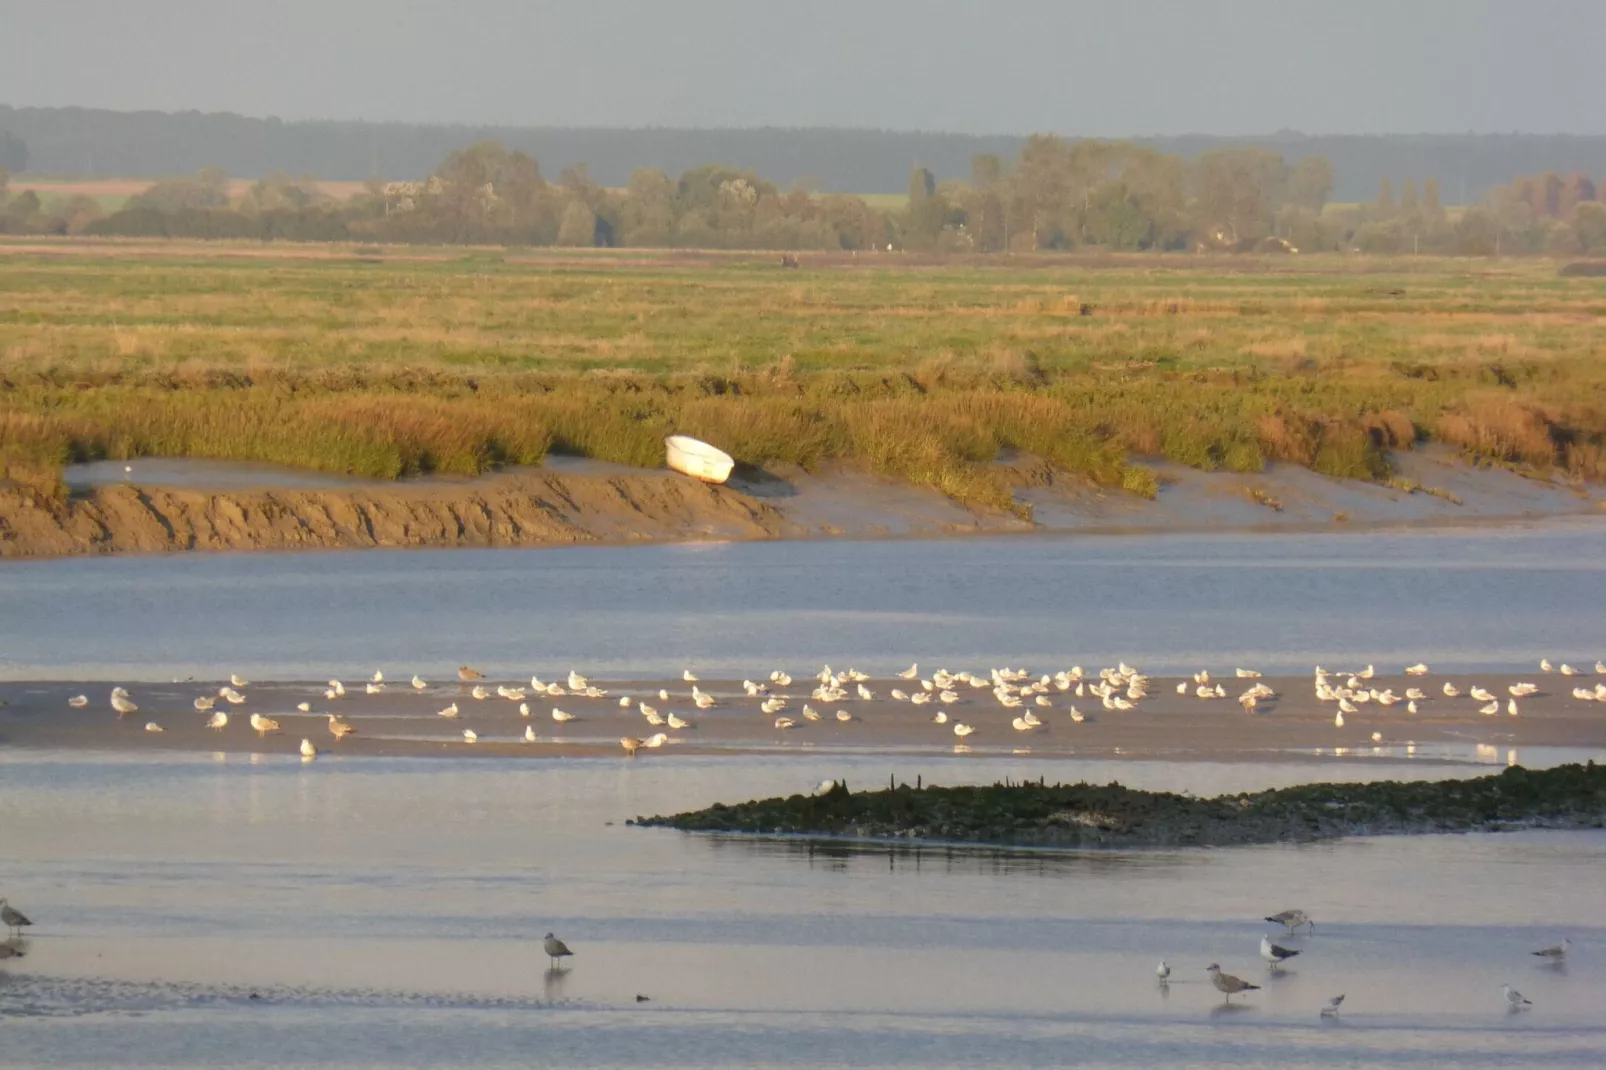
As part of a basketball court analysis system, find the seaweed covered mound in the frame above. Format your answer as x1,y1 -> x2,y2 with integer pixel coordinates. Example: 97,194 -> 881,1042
635,763 -> 1606,848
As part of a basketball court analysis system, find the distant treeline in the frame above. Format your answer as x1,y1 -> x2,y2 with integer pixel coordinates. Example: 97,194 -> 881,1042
8,103 -> 1606,203
4,138 -> 1604,256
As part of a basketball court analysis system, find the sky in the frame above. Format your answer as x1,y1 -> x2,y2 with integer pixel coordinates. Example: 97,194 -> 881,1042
1,0 -> 1600,136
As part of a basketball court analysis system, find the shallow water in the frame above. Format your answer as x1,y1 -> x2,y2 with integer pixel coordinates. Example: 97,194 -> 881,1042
2,520 -> 1604,682
2,751 -> 1603,1068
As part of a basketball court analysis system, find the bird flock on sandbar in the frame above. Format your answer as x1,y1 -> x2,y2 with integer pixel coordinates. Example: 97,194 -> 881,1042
61,654 -> 1605,761
1161,907 -> 1570,1016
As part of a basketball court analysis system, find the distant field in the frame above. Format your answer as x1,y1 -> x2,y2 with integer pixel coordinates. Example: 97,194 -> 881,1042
1,239 -> 1602,505
6,177 -> 372,209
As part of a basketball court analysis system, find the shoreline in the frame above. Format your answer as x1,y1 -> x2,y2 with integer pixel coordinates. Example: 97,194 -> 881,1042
2,447 -> 1601,561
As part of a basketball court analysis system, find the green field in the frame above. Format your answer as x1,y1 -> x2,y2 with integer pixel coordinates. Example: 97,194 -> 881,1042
2,240 -> 1603,507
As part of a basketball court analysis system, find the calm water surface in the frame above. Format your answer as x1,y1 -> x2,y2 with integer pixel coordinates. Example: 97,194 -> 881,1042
2,751 -> 1603,1068
2,521 -> 1604,681
5,526 -> 1605,1067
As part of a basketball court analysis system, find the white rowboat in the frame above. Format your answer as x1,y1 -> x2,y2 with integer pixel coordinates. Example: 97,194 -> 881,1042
665,435 -> 735,484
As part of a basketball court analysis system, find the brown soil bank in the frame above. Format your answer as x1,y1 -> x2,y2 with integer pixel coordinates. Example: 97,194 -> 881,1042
0,448 -> 1600,559
0,470 -> 785,558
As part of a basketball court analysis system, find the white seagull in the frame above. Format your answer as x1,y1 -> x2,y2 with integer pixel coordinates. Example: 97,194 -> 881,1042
1321,994 -> 1345,1017
1156,960 -> 1170,984
1502,984 -> 1532,1009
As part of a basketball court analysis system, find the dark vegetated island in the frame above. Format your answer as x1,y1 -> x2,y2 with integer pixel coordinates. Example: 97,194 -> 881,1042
635,763 -> 1606,848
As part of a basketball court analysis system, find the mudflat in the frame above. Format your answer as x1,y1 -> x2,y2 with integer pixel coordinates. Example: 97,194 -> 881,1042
4,669 -> 1602,763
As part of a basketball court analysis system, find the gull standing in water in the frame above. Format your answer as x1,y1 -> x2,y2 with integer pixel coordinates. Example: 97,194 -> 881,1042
207,711 -> 229,730
1321,994 -> 1345,1017
1,898 -> 33,936
111,689 -> 138,717
1532,938 -> 1570,961
544,932 -> 574,968
1502,984 -> 1532,1009
412,675 -> 428,690
458,666 -> 485,682
68,694 -> 88,708
1260,935 -> 1301,969
300,738 -> 317,759
1206,964 -> 1260,1002
1156,960 -> 1170,984
1265,909 -> 1314,934
524,725 -> 537,743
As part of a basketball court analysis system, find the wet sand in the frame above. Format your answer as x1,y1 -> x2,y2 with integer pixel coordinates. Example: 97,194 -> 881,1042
4,669 -> 1603,764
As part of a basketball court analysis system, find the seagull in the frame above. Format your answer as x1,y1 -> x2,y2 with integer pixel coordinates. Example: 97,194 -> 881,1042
249,713 -> 281,737
366,682 -> 383,694
300,738 -> 317,759
111,691 -> 138,717
328,716 -> 355,740
412,675 -> 428,690
644,733 -> 668,748
1265,909 -> 1314,934
230,673 -> 250,688
682,670 -> 698,682
898,663 -> 919,679
296,702 -> 312,713
372,670 -> 384,683
1321,994 -> 1345,1017
1532,938 -> 1570,961
438,702 -> 460,718
773,716 -> 796,730
835,710 -> 854,722
620,736 -> 642,756
1405,663 -> 1429,675
1260,934 -> 1301,969
519,702 -> 531,717
206,711 -> 228,730
327,679 -> 346,697
1479,701 -> 1500,715
1502,984 -> 1532,1008
193,696 -> 215,712
551,708 -> 575,723
462,729 -> 478,743
144,722 -> 163,733
1,898 -> 33,936
471,685 -> 489,700
68,694 -> 89,708
1206,964 -> 1260,1002
1157,960 -> 1171,984
1540,659 -> 1553,672
543,933 -> 574,968
666,712 -> 690,730
952,723 -> 974,738
458,666 -> 485,682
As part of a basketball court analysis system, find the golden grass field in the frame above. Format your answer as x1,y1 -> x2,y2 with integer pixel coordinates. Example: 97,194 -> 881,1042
1,238 -> 1603,508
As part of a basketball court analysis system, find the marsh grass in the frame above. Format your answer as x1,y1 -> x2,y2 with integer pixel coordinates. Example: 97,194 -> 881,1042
3,244 -> 1604,505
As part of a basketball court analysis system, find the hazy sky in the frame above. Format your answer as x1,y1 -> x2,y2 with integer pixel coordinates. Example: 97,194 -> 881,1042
2,0 -> 1599,135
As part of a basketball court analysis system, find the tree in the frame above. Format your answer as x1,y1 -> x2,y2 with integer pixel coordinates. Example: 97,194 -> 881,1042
0,129 -> 25,172
1575,202 -> 1606,253
1286,156 -> 1334,212
908,165 -> 936,202
1422,177 -> 1442,215
1190,148 -> 1287,245
1375,178 -> 1394,215
970,153 -> 1004,189
556,199 -> 597,246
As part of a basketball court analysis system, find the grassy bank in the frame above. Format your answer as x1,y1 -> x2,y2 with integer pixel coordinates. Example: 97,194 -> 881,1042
635,763 -> 1606,848
2,242 -> 1604,506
